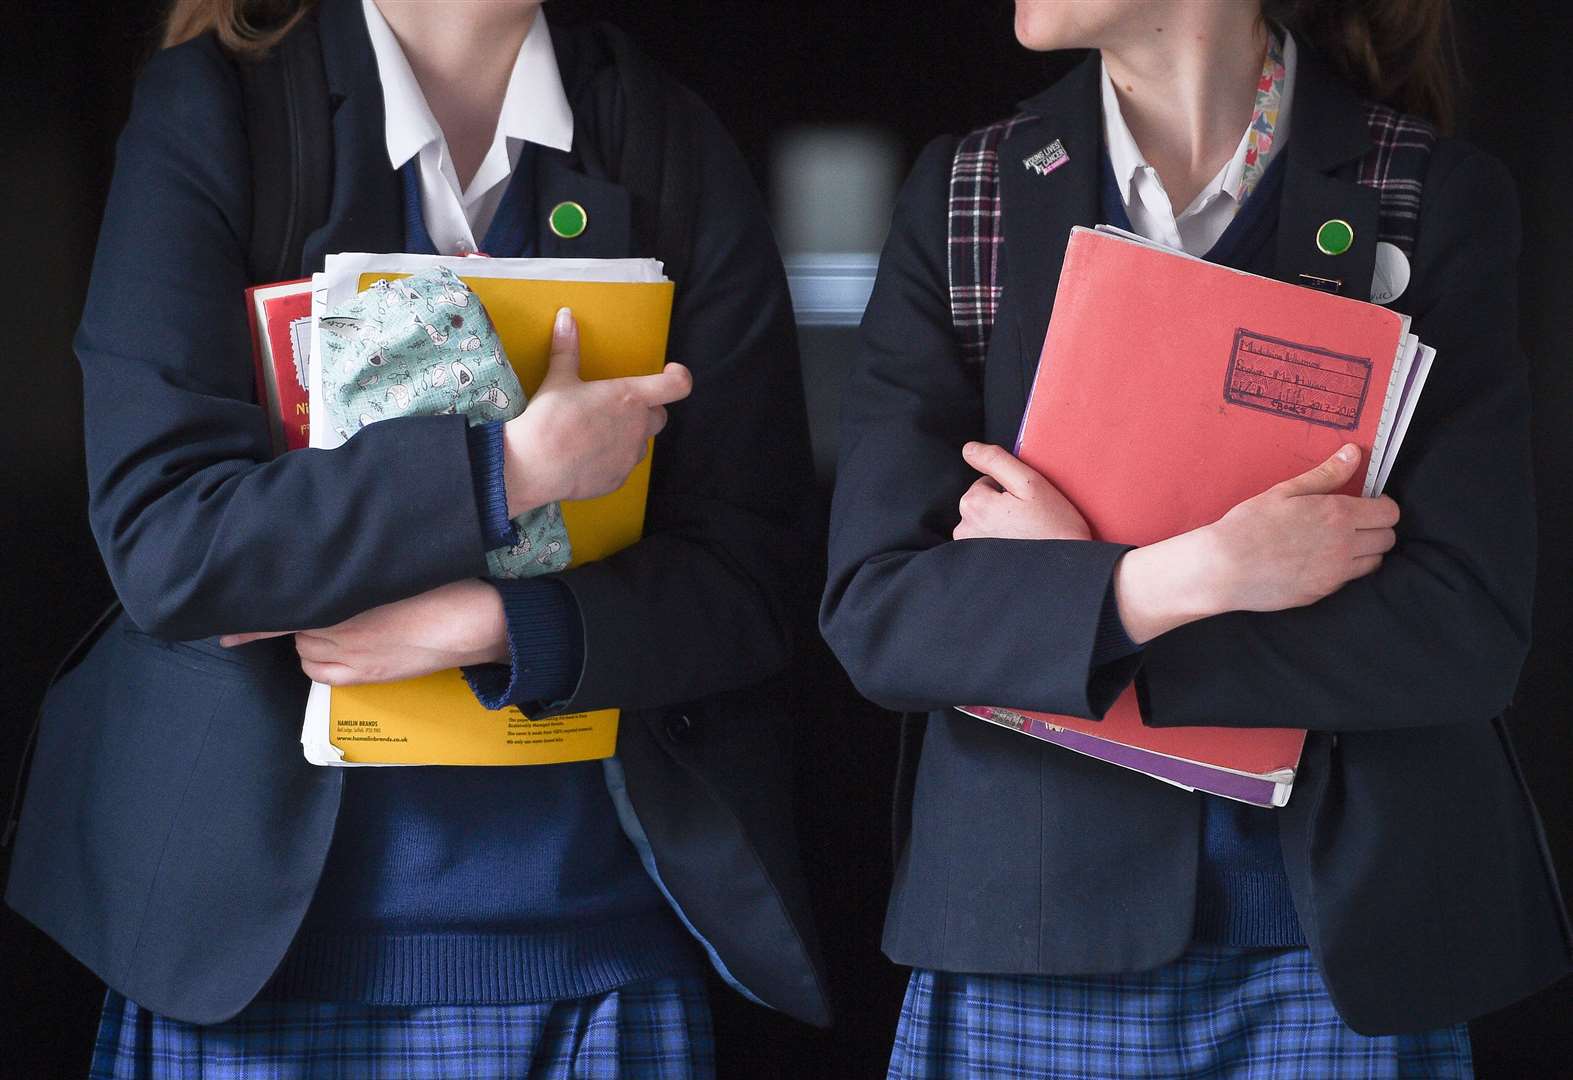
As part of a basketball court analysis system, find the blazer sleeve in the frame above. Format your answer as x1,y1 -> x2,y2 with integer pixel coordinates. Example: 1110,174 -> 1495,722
1138,145 -> 1536,732
818,138 -> 1137,718
77,39 -> 488,642
542,92 -> 818,714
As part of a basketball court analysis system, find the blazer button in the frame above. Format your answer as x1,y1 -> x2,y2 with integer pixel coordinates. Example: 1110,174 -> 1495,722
664,712 -> 695,742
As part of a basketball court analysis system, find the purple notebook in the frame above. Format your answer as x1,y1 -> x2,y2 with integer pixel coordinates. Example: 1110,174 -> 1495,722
958,706 -> 1291,808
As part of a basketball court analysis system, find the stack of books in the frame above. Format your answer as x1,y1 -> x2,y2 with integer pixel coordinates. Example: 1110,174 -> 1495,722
961,226 -> 1435,807
246,254 -> 674,767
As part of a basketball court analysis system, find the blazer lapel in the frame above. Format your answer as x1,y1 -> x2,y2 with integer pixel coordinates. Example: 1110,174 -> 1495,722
301,0 -> 405,271
1273,44 -> 1379,298
532,21 -> 633,259
998,54 -> 1103,406
533,148 -> 633,260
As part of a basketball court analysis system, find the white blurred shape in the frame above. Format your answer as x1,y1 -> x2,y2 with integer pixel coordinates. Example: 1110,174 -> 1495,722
772,125 -> 902,327
772,124 -> 904,256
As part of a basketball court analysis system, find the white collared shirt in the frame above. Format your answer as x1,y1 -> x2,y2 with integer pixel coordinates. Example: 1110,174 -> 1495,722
361,0 -> 574,255
1101,33 -> 1297,256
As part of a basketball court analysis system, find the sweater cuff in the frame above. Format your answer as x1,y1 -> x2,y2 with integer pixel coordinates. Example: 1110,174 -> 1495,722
465,421 -> 520,550
1086,554 -> 1144,716
1091,574 -> 1142,666
462,577 -> 584,712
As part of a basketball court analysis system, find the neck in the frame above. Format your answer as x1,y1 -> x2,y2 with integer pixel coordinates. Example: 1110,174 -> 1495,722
1102,9 -> 1268,211
372,0 -> 540,190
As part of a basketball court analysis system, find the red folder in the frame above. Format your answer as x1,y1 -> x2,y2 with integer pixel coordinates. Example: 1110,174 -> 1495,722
979,227 -> 1413,794
1021,228 -> 1408,539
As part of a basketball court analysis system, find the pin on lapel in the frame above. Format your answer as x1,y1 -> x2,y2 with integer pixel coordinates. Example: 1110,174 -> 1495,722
1370,241 -> 1410,305
1315,218 -> 1354,256
1297,273 -> 1343,294
1023,139 -> 1069,176
549,201 -> 588,240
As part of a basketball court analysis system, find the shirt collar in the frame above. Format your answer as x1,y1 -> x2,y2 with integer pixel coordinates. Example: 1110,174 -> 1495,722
361,0 -> 574,175
1100,28 -> 1296,210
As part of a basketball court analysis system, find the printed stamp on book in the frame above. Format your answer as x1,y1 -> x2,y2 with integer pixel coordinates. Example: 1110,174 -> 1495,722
1224,329 -> 1371,429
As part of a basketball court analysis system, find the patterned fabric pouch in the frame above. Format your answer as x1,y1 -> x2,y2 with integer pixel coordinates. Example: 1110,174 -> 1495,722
318,266 -> 572,577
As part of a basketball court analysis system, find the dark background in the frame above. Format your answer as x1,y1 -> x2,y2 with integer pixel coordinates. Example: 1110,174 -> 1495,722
3,2 -> 1568,1076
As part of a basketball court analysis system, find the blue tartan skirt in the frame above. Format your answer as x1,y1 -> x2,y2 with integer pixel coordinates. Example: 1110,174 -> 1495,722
88,976 -> 713,1080
888,947 -> 1472,1079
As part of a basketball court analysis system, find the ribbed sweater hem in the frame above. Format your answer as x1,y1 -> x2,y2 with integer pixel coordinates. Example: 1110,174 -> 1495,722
263,911 -> 701,1006
1192,867 -> 1307,948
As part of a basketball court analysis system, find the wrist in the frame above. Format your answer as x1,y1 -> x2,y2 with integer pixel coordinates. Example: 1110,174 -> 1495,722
501,416 -> 550,517
458,579 -> 511,666
1113,527 -> 1232,645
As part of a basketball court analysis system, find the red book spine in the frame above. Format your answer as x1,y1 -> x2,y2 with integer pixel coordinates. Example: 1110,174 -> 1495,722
244,280 -> 313,454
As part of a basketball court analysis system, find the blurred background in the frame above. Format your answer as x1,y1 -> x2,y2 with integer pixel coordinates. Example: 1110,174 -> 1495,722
3,1 -> 1569,1076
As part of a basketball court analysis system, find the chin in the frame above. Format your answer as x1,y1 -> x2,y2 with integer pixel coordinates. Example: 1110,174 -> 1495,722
1013,0 -> 1129,52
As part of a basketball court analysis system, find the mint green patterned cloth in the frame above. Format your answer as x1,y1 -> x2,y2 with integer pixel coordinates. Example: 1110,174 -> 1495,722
318,266 -> 571,578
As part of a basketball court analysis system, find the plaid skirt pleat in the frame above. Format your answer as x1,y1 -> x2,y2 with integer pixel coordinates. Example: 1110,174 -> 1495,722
888,947 -> 1471,1080
88,975 -> 713,1080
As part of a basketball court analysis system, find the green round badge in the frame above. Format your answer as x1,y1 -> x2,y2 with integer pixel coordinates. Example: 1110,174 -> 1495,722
548,201 -> 588,240
1316,218 -> 1354,256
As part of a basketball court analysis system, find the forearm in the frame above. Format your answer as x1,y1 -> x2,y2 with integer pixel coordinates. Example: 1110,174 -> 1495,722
1111,528 -> 1229,645
1137,544 -> 1530,731
823,537 -> 1133,716
86,385 -> 489,639
1113,496 -> 1529,731
554,503 -> 808,714
79,47 -> 493,640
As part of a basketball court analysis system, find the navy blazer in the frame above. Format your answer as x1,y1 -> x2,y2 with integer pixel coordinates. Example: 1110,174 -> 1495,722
7,0 -> 829,1027
821,50 -> 1572,1034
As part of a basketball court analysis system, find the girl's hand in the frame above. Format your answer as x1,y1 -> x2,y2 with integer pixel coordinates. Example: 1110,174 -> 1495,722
953,442 -> 1091,541
1114,444 -> 1400,644
218,579 -> 509,685
503,307 -> 693,516
1203,443 -> 1400,612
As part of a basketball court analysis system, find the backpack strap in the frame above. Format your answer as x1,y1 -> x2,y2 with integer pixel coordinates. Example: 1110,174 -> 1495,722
593,23 -> 698,295
946,116 -> 1029,367
946,104 -> 1436,361
1356,103 -> 1437,259
236,12 -> 334,285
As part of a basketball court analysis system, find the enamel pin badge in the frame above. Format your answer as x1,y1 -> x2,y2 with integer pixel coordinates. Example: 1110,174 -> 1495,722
1023,139 -> 1069,176
549,201 -> 588,240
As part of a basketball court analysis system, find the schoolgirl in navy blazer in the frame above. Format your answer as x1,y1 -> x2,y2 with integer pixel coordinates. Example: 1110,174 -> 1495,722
822,0 -> 1569,1073
6,0 -> 829,1070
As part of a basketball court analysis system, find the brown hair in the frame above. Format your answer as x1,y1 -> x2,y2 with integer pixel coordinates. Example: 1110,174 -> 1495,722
162,0 -> 314,58
1264,0 -> 1458,131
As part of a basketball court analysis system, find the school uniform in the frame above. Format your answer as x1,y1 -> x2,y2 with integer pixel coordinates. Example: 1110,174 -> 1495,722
821,29 -> 1570,1077
6,0 -> 828,1073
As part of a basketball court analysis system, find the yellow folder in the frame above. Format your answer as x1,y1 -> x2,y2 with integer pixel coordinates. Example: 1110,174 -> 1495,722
323,273 -> 674,765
